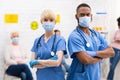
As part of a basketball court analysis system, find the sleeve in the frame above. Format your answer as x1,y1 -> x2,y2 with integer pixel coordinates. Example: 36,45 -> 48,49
113,31 -> 117,41
113,30 -> 120,41
68,35 -> 86,58
56,37 -> 67,55
64,53 -> 69,58
86,51 -> 97,56
31,38 -> 38,52
22,48 -> 30,64
4,46 -> 17,65
98,32 -> 109,50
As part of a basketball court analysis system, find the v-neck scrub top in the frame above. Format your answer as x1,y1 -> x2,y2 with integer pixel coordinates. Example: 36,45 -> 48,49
31,34 -> 67,80
67,28 -> 108,80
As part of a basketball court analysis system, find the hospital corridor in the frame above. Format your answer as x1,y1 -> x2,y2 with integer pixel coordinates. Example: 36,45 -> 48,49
0,0 -> 120,80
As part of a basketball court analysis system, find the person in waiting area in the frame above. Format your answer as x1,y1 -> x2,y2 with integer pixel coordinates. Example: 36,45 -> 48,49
107,17 -> 120,80
4,31 -> 33,80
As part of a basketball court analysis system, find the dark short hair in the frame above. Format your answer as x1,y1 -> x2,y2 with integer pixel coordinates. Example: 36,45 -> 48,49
117,17 -> 120,26
76,3 -> 91,13
54,29 -> 60,33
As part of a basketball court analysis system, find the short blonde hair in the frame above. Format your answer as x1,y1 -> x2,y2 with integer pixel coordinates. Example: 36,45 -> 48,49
10,31 -> 19,38
40,9 -> 56,21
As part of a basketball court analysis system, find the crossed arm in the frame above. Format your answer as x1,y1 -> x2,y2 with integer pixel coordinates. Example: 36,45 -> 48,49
76,46 -> 114,64
30,50 -> 63,68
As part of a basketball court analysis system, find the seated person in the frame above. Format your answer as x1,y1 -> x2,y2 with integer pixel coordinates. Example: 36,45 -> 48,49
4,31 -> 33,80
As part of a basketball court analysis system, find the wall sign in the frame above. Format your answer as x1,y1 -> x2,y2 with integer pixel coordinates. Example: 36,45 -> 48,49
30,21 -> 39,30
4,14 -> 18,23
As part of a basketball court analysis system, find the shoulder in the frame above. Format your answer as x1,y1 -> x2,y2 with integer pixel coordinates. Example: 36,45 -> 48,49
5,44 -> 12,49
90,29 -> 99,34
90,29 -> 101,37
68,29 -> 82,41
33,36 -> 42,44
115,30 -> 120,33
56,34 -> 66,42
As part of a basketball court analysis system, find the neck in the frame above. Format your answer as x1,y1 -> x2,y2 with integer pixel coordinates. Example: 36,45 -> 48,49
45,30 -> 54,37
12,42 -> 19,46
77,26 -> 89,35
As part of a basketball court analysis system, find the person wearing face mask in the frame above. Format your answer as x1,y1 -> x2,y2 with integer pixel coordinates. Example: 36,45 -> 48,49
29,9 -> 67,80
67,3 -> 114,80
107,17 -> 120,80
4,32 -> 33,80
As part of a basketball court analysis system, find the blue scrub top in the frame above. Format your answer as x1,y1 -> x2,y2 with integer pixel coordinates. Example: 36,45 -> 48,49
31,34 -> 67,80
67,28 -> 108,80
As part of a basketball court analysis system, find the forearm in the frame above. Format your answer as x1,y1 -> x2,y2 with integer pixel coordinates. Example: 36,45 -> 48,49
30,51 -> 63,67
83,56 -> 101,64
97,46 -> 114,58
38,59 -> 60,67
76,52 -> 101,64
5,54 -> 17,65
6,59 -> 17,65
33,64 -> 46,69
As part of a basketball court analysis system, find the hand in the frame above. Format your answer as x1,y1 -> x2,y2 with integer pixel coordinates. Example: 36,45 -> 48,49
17,61 -> 23,64
29,60 -> 39,68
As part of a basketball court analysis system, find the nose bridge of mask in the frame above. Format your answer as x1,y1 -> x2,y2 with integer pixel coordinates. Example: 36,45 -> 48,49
43,22 -> 54,26
81,16 -> 90,22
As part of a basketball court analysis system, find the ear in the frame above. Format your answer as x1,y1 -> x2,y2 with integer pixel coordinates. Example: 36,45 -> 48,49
75,14 -> 78,20
75,14 -> 79,23
40,20 -> 43,24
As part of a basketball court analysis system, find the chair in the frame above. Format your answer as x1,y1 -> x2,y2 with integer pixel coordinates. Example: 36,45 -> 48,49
3,73 -> 21,80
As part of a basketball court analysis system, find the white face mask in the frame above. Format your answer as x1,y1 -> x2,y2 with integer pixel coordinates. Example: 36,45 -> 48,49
12,37 -> 19,43
79,16 -> 91,28
42,22 -> 55,32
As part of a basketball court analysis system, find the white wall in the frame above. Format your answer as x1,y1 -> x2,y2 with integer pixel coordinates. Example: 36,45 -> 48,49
0,0 -> 120,80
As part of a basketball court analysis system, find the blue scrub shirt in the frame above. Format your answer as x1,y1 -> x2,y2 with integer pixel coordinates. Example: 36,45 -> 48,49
68,28 -> 108,80
31,34 -> 67,80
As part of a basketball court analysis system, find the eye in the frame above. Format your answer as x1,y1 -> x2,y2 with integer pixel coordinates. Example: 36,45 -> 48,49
80,13 -> 91,17
80,13 -> 85,17
87,13 -> 90,16
50,19 -> 54,22
44,18 -> 48,22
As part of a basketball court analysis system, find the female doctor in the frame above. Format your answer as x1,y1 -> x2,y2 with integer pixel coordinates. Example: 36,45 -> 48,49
30,9 -> 67,80
67,3 -> 114,80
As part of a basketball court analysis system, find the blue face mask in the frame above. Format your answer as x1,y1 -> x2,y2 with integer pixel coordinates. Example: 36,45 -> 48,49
42,22 -> 54,32
12,37 -> 19,43
79,16 -> 91,28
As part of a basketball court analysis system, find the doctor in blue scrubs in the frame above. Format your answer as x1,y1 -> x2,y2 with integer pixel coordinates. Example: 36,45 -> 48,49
67,3 -> 114,80
30,9 -> 66,80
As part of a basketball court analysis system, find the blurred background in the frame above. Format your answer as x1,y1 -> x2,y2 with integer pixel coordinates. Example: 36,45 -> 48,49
0,0 -> 120,80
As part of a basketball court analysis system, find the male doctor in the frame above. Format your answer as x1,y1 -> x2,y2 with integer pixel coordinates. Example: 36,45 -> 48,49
67,3 -> 114,80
